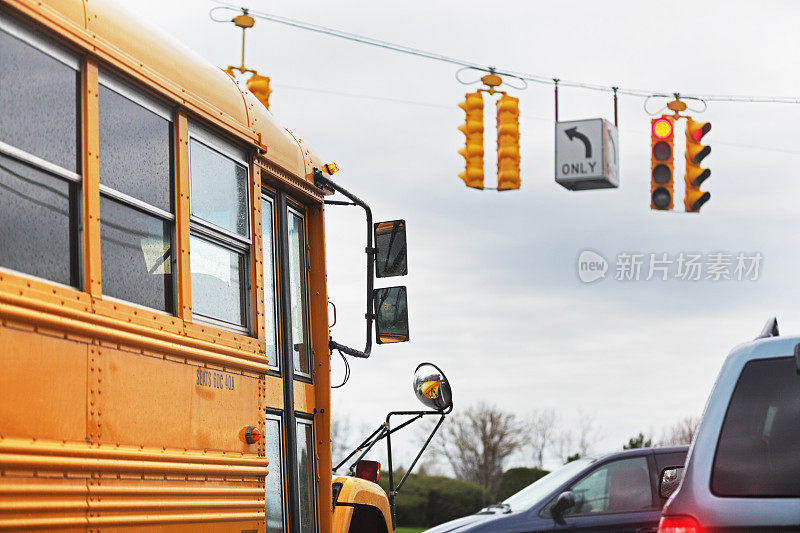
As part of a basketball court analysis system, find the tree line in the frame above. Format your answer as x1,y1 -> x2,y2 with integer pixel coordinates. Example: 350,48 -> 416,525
331,404 -> 699,526
428,403 -> 698,495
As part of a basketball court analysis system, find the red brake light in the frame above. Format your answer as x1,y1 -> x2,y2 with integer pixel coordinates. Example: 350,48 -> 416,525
355,460 -> 381,484
658,515 -> 700,533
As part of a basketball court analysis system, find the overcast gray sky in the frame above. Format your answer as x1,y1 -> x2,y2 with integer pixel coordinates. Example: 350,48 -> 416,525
134,0 -> 800,469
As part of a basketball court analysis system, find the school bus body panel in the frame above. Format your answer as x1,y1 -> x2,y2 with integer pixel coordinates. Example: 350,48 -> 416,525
0,0 -> 343,530
332,476 -> 392,533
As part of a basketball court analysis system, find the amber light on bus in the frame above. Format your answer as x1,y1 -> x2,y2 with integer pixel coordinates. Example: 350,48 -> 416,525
244,426 -> 262,444
355,460 -> 381,484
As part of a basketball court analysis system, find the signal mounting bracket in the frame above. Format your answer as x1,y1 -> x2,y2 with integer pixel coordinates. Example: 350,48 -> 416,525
667,94 -> 688,120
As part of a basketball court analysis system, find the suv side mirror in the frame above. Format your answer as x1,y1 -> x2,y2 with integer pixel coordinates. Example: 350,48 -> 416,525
374,286 -> 409,344
659,467 -> 685,499
374,220 -> 407,278
550,491 -> 575,525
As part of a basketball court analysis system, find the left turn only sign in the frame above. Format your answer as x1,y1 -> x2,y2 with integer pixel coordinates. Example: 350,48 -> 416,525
555,118 -> 619,191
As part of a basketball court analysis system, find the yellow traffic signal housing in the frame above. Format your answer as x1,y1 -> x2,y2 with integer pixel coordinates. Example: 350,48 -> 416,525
246,73 -> 271,110
685,118 -> 711,212
496,95 -> 521,191
458,92 -> 484,189
650,116 -> 674,210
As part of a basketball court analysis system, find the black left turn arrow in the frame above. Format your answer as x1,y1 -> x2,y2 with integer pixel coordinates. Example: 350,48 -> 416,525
565,127 -> 592,158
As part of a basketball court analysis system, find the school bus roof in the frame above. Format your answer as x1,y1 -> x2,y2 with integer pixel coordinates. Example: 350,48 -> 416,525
11,0 -> 330,184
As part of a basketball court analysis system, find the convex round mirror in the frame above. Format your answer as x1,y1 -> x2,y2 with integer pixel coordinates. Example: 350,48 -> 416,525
413,363 -> 452,411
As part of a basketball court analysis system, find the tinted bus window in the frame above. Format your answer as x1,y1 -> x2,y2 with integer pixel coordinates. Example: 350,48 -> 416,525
99,82 -> 172,212
0,153 -> 75,285
0,26 -> 78,172
0,21 -> 80,287
99,75 -> 174,313
100,197 -> 173,312
712,357 -> 800,497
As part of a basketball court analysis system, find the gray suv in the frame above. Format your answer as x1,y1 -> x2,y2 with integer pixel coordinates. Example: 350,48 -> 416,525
659,318 -> 800,532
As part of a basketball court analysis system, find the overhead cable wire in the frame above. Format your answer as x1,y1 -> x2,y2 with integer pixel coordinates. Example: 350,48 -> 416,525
272,83 -> 800,155
209,0 -> 800,105
210,0 -> 485,70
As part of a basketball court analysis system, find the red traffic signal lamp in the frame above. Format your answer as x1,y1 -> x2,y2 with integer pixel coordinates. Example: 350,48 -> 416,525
496,95 -> 521,191
458,92 -> 485,189
651,116 -> 674,210
685,118 -> 711,212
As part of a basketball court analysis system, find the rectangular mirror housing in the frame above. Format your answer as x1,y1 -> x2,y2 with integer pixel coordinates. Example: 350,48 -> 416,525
374,220 -> 407,278
374,286 -> 409,344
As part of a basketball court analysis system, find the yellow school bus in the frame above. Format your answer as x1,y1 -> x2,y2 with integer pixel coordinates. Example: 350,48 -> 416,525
0,0 -> 407,530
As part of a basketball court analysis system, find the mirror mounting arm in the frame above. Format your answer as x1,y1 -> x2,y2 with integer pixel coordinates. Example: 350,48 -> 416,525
386,409 -> 450,530
314,168 -> 374,359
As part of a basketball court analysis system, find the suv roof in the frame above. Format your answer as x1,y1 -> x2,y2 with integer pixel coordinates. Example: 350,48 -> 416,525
579,445 -> 688,464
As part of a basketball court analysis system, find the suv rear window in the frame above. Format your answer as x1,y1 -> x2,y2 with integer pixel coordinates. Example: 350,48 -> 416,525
712,357 -> 800,497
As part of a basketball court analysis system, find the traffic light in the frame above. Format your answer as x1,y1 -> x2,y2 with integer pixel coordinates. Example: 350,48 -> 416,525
650,116 -> 674,210
458,92 -> 484,189
685,118 -> 711,212
246,73 -> 271,110
496,95 -> 521,191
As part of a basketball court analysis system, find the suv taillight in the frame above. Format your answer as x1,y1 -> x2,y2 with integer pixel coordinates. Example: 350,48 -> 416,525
658,515 -> 700,533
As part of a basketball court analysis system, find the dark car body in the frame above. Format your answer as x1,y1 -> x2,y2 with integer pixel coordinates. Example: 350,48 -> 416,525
426,446 -> 687,533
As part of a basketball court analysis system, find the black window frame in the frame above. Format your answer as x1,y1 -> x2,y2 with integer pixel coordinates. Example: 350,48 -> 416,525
0,13 -> 82,289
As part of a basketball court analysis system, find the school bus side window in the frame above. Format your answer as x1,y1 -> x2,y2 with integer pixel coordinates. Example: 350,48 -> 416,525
265,413 -> 286,532
188,126 -> 251,333
297,418 -> 317,533
98,73 -> 175,313
0,18 -> 80,287
287,207 -> 310,377
262,194 -> 279,370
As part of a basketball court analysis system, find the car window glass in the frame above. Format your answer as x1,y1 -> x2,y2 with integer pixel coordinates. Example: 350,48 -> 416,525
564,456 -> 652,515
712,356 -> 800,497
504,458 -> 594,512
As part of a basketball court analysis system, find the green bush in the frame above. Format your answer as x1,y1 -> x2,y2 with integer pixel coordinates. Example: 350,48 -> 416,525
379,473 -> 488,528
496,467 -> 550,501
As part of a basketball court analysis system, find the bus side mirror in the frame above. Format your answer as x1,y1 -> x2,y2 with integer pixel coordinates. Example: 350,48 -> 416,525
374,220 -> 407,278
373,286 -> 409,344
413,363 -> 452,411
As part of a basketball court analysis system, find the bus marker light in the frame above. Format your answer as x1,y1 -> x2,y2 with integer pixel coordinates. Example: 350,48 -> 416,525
355,460 -> 381,484
244,426 -> 262,444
